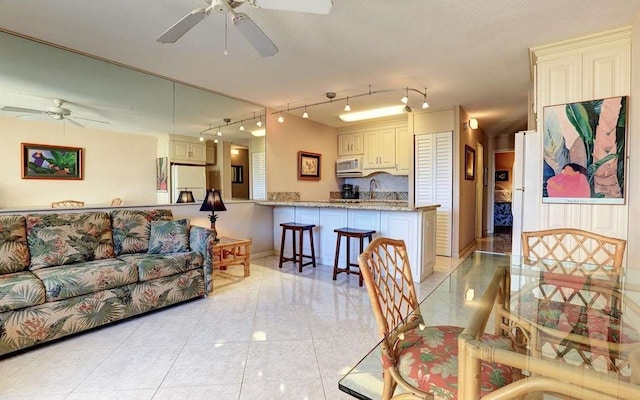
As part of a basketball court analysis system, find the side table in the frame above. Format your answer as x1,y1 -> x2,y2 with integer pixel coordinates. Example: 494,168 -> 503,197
212,237 -> 252,277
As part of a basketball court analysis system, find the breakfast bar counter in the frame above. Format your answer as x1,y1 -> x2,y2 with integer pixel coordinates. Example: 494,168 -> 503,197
257,200 -> 440,282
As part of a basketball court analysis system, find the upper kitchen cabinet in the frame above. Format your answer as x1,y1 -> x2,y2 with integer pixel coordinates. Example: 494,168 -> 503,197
338,117 -> 410,176
363,128 -> 396,170
338,132 -> 363,156
158,135 -> 207,165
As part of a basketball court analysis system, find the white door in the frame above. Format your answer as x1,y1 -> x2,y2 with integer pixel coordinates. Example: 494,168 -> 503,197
511,131 -> 541,256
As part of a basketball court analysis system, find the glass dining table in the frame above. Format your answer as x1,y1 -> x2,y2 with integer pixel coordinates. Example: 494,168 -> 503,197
338,251 -> 640,399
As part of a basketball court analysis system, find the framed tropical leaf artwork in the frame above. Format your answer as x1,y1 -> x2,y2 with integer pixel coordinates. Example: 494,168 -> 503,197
21,143 -> 83,180
542,96 -> 627,204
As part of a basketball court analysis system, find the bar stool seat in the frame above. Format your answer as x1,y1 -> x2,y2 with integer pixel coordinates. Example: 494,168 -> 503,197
333,227 -> 375,286
278,222 -> 317,272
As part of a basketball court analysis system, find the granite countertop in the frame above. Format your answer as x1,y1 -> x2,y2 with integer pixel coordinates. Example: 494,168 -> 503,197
256,200 -> 440,212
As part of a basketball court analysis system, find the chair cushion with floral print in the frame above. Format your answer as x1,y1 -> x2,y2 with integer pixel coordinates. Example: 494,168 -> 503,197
32,259 -> 138,302
0,271 -> 45,312
395,325 -> 514,400
118,251 -> 203,282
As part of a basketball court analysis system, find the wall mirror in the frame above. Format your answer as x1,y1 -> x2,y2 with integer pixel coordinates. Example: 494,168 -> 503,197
0,29 -> 266,209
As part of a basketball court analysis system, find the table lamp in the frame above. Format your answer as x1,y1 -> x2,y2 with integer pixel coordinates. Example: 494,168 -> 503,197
199,189 -> 226,241
176,189 -> 195,203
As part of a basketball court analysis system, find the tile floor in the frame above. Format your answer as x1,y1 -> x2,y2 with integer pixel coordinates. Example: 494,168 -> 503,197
0,254 -> 472,400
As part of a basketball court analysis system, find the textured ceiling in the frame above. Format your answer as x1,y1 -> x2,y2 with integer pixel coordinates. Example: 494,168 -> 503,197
0,0 -> 639,136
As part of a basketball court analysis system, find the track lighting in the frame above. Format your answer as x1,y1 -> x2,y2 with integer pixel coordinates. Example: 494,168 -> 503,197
344,97 -> 351,112
217,129 -> 222,136
239,123 -> 245,131
401,88 -> 409,104
272,86 -> 433,123
256,117 -> 262,127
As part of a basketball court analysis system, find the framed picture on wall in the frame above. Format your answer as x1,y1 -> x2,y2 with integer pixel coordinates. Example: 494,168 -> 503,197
495,170 -> 509,182
21,143 -> 83,180
542,96 -> 627,204
298,151 -> 321,181
464,145 -> 475,180
156,157 -> 168,192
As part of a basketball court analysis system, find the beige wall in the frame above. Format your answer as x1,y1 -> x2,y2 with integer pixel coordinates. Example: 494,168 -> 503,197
628,16 -> 640,262
495,152 -> 515,190
266,109 -> 340,200
0,116 -> 157,208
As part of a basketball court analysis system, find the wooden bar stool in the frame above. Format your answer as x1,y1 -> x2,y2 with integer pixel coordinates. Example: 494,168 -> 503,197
333,227 -> 375,286
278,222 -> 317,272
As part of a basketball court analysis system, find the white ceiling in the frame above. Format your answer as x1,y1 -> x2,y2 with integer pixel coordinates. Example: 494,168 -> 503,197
0,0 -> 639,137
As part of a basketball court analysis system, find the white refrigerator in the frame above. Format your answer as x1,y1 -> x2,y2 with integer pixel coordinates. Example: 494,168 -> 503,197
171,164 -> 206,203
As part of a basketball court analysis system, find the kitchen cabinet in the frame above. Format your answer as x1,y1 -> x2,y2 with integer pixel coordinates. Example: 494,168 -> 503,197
158,135 -> 207,165
338,132 -> 363,156
171,139 -> 206,164
205,142 -> 217,165
395,127 -> 410,175
363,128 -> 396,170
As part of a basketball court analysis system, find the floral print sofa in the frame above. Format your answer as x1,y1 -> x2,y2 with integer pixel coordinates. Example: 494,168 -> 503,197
0,209 -> 214,356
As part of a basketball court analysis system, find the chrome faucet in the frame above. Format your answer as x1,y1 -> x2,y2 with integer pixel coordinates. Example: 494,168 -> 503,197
369,178 -> 379,200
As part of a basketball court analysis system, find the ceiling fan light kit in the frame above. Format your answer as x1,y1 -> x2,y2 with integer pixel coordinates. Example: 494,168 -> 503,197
156,0 -> 333,57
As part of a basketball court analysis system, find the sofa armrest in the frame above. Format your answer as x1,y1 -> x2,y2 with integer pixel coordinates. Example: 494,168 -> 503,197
189,225 -> 215,294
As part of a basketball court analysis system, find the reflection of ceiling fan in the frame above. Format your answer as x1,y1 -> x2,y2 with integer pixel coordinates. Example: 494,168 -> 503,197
157,0 -> 333,57
1,98 -> 110,128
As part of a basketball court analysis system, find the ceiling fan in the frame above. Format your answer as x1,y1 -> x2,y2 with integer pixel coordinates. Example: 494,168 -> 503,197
156,0 -> 333,57
1,98 -> 110,128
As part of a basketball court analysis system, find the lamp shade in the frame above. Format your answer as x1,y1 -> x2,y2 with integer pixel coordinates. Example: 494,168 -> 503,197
200,189 -> 227,212
176,190 -> 195,203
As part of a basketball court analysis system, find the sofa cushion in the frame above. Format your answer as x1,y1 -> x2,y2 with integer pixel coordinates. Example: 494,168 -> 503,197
110,209 -> 173,255
148,219 -> 190,254
0,271 -> 46,312
0,215 -> 30,274
26,212 -> 115,270
118,251 -> 203,282
32,259 -> 138,302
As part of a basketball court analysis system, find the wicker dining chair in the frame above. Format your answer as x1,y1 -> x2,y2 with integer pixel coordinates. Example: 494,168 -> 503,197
359,237 -> 515,399
51,200 -> 85,208
110,197 -> 123,206
509,228 -> 633,375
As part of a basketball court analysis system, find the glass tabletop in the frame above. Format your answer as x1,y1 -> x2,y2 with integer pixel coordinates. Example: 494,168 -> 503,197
339,252 -> 640,399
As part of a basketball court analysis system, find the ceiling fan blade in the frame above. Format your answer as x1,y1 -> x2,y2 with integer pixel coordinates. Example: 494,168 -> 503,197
72,116 -> 110,124
17,113 -> 46,120
232,13 -> 278,57
65,118 -> 84,128
1,106 -> 45,114
248,0 -> 332,14
156,8 -> 210,43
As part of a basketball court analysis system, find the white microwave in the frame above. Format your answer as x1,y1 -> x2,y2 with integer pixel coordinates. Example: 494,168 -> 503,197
336,156 -> 363,177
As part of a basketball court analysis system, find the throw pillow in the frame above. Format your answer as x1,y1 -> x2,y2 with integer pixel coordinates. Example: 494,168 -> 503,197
148,219 -> 190,254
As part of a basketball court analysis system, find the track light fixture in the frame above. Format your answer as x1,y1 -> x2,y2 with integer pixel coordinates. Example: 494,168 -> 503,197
256,116 -> 262,127
239,122 -> 245,131
401,88 -> 409,104
344,97 -> 351,112
422,88 -> 429,109
217,128 -> 222,136
271,86 -> 431,123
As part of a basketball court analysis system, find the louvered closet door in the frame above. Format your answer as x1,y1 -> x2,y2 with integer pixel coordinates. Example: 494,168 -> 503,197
251,152 -> 266,200
415,132 -> 453,256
